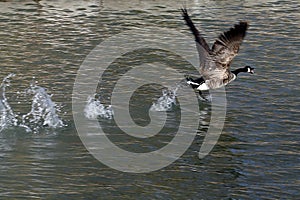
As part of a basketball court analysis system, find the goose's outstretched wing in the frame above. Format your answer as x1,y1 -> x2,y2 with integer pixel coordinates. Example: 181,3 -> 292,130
181,8 -> 211,53
212,22 -> 249,68
181,8 -> 212,68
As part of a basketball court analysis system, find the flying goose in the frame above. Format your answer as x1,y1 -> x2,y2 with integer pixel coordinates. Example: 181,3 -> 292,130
181,8 -> 254,93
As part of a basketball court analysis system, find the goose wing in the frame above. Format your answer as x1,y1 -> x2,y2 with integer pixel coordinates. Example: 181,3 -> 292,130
181,9 -> 248,83
181,8 -> 210,53
201,22 -> 249,82
181,8 -> 212,69
212,22 -> 249,68
181,8 -> 228,80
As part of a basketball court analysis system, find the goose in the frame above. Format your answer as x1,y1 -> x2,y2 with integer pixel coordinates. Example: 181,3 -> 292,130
181,8 -> 254,94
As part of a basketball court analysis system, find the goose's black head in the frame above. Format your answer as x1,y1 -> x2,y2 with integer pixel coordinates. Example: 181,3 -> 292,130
245,66 -> 255,74
232,66 -> 255,75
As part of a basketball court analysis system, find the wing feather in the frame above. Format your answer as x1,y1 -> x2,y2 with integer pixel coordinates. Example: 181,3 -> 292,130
212,22 -> 248,67
181,8 -> 211,53
181,8 -> 216,78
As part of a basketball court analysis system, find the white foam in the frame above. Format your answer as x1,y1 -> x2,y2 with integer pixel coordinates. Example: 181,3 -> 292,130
0,74 -> 64,133
150,87 -> 178,112
84,96 -> 114,120
22,84 -> 64,130
0,73 -> 18,132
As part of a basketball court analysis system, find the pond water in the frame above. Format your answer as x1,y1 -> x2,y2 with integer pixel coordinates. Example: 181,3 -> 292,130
0,0 -> 299,199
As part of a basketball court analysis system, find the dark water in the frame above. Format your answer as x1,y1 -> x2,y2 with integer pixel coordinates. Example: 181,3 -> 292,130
0,0 -> 299,199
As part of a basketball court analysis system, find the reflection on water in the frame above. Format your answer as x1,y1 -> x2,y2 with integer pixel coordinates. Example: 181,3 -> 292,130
0,0 -> 299,199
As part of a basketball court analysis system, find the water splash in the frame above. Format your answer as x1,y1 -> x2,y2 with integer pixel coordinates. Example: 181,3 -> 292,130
22,84 -> 64,132
150,87 -> 179,112
0,74 -> 64,133
0,73 -> 18,131
150,78 -> 213,112
84,95 -> 114,120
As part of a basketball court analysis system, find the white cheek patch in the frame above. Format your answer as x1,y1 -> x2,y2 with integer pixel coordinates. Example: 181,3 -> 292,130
247,67 -> 251,72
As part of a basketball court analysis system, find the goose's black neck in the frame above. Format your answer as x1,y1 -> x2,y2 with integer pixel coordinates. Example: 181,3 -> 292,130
232,67 -> 247,76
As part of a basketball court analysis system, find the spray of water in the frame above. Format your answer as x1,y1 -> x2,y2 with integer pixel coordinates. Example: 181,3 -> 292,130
22,84 -> 64,132
150,78 -> 213,112
83,81 -> 186,120
84,95 -> 114,120
150,87 -> 178,112
150,79 -> 188,112
0,73 -> 65,133
0,73 -> 18,132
